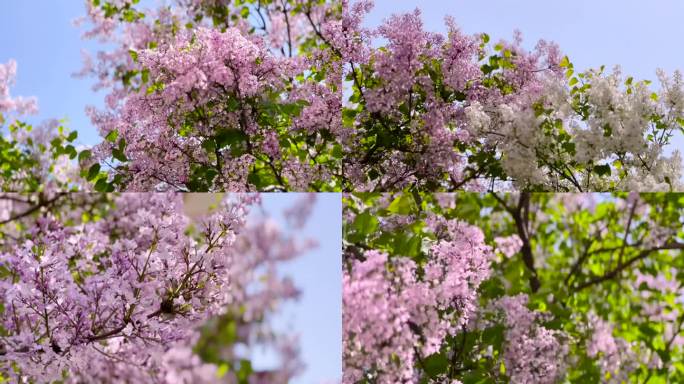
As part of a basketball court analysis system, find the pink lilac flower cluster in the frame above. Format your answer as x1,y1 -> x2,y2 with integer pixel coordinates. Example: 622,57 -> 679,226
0,62 -> 85,192
78,0 -> 342,191
0,60 -> 38,119
340,3 -> 564,191
585,312 -> 638,383
493,235 -> 523,258
343,219 -> 493,383
343,193 -> 684,383
0,193 -> 314,383
90,26 -> 300,190
493,294 -> 569,384
8,120 -> 87,191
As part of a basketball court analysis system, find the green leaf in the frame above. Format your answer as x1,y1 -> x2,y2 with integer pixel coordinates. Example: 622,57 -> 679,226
112,148 -> 128,162
226,98 -> 240,112
87,164 -> 101,181
481,33 -> 490,44
353,212 -> 378,238
247,171 -> 261,188
78,150 -> 93,162
105,130 -> 119,143
639,323 -> 658,337
94,177 -> 109,192
331,144 -> 343,159
215,129 -> 247,149
50,137 -> 63,150
593,164 -> 611,177
236,359 -> 252,384
240,6 -> 250,18
387,194 -> 417,215
422,353 -> 449,377
202,138 -> 217,153
65,145 -> 78,159
216,364 -> 228,378
66,131 -> 78,142
559,56 -> 571,68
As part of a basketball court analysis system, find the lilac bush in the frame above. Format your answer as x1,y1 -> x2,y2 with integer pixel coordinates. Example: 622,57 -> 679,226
344,192 -> 684,383
0,193 -> 316,383
341,2 -> 684,191
77,0 -> 343,192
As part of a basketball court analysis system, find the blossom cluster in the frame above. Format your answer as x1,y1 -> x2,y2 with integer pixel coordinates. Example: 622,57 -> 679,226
0,61 -> 85,192
89,26 -> 302,190
78,0 -> 342,192
341,2 -> 684,192
0,193 -> 314,383
0,60 -> 37,119
493,295 -> 569,384
3,1 -> 684,193
493,235 -> 523,258
343,192 -> 684,383
343,219 -> 493,382
471,67 -> 684,191
585,313 -> 638,383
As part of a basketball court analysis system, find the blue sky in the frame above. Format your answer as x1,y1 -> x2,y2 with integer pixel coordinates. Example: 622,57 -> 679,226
0,1 -> 106,144
258,193 -> 342,384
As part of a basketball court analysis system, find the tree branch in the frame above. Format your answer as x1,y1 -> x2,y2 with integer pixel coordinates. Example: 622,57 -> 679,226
492,192 -> 540,292
574,242 -> 684,291
0,193 -> 66,225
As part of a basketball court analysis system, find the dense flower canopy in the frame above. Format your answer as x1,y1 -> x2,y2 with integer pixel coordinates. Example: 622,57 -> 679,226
344,222 -> 493,383
343,192 -> 684,383
0,192 -> 316,383
78,0 -> 343,192
4,2 -> 684,383
341,1 -> 684,192
1,1 -> 684,192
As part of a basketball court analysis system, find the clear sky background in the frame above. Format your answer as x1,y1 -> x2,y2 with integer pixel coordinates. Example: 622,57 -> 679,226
257,193 -> 342,384
183,192 -> 341,383
0,1 -> 107,145
363,0 -> 684,151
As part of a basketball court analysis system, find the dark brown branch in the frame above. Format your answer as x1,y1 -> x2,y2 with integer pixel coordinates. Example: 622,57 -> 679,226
563,240 -> 594,287
0,193 -> 66,225
87,322 -> 129,342
574,242 -> 684,291
492,192 -> 541,292
515,193 -> 541,292
616,198 -> 639,266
